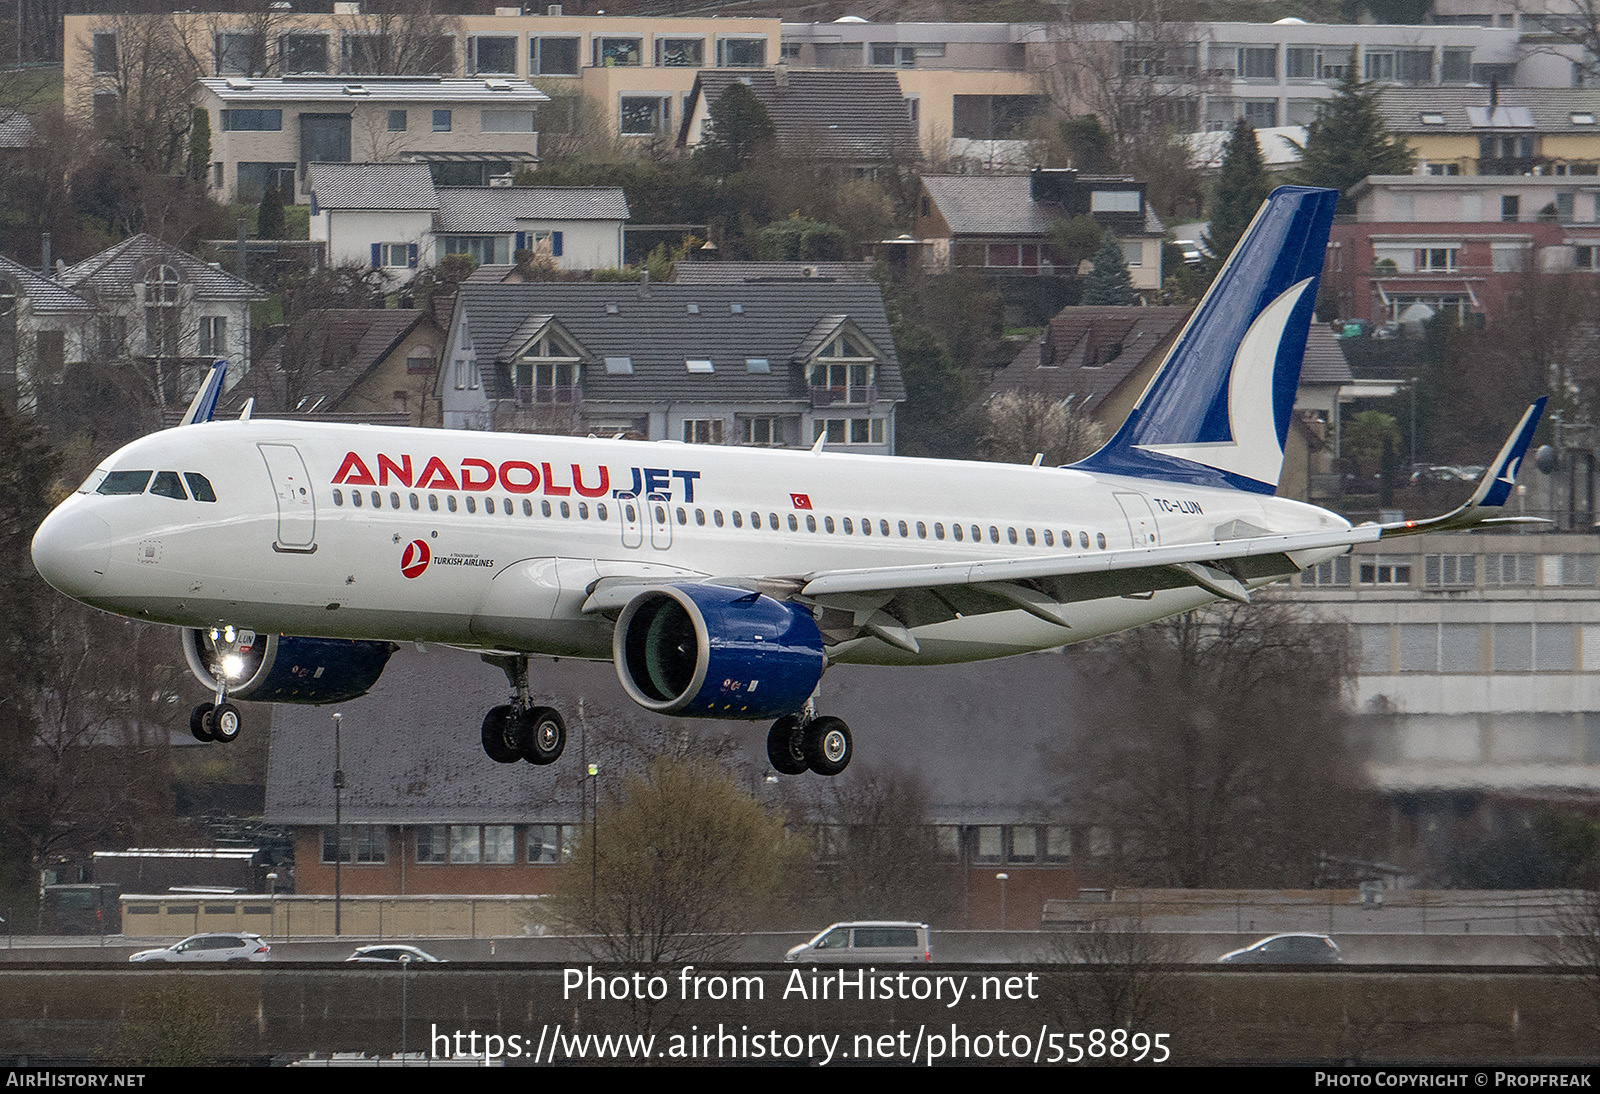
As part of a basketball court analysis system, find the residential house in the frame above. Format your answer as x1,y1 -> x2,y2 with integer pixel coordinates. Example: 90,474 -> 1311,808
441,278 -> 904,453
1325,173 -> 1600,325
0,254 -> 94,414
677,69 -> 920,169
915,169 -> 1165,323
195,75 -> 548,204
1378,86 -> 1600,177
992,305 -> 1353,502
58,234 -> 262,408
308,162 -> 629,280
220,307 -> 445,427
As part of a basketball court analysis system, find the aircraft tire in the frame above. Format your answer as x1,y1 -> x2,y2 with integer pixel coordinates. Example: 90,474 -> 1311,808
211,702 -> 242,744
190,704 -> 215,743
803,717 -> 853,777
481,705 -> 522,764
766,715 -> 809,775
521,706 -> 566,766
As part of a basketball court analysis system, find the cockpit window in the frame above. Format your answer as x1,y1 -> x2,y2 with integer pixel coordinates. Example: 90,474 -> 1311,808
184,473 -> 217,503
76,469 -> 108,494
96,470 -> 153,495
149,471 -> 187,500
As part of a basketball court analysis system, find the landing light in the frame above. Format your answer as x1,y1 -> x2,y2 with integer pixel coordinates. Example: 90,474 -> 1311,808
222,654 -> 245,679
223,625 -> 237,643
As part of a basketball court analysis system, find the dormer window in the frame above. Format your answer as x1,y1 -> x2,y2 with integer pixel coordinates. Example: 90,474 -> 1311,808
811,331 -> 877,406
144,264 -> 181,357
513,328 -> 583,406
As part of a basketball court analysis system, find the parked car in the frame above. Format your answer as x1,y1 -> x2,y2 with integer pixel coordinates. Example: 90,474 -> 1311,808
129,932 -> 270,963
785,921 -> 931,963
1217,933 -> 1342,964
1173,239 -> 1205,265
345,945 -> 445,964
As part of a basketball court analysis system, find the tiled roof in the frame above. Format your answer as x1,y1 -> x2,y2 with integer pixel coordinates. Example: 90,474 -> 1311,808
0,254 -> 93,312
433,186 -> 630,232
1378,86 -> 1600,133
0,112 -> 33,148
60,234 -> 263,300
222,308 -> 435,415
671,261 -> 876,283
199,76 -> 549,105
993,306 -> 1191,407
1301,325 -> 1352,387
309,163 -> 439,211
924,175 -> 1165,237
685,70 -> 918,160
456,280 -> 903,407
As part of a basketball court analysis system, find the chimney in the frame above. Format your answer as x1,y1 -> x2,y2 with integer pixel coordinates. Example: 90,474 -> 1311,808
639,268 -> 650,297
775,61 -> 789,91
1489,76 -> 1499,112
40,232 -> 49,276
237,217 -> 248,282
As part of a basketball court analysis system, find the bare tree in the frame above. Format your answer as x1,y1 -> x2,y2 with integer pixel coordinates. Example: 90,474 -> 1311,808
979,391 -> 1107,466
1048,917 -> 1189,1032
340,1 -> 461,76
81,12 -> 205,174
1051,602 -> 1381,888
552,754 -> 812,963
1541,887 -> 1600,1033
1516,0 -> 1600,84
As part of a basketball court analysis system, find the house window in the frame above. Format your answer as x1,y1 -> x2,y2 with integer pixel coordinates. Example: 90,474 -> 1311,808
197,316 -> 227,357
1577,246 -> 1600,270
531,37 -> 579,76
527,825 -> 574,863
1302,557 -> 1350,587
437,235 -> 509,265
93,31 -> 117,75
1488,553 -> 1537,586
281,32 -> 329,73
1358,555 -> 1413,585
1235,46 -> 1277,79
144,265 -> 181,357
594,37 -> 642,67
378,243 -> 412,268
219,109 -> 282,132
683,419 -> 725,444
620,96 -> 670,135
972,826 -> 1003,863
513,358 -> 578,405
482,109 -> 535,133
322,825 -> 387,864
1557,554 -> 1598,584
717,37 -> 766,67
470,35 -> 517,75
871,44 -> 917,68
214,32 -> 263,76
1417,247 -> 1458,271
1423,553 -> 1476,588
741,416 -> 783,445
951,94 -> 1047,140
433,109 -> 452,132
656,37 -> 704,66
448,825 -> 482,863
388,109 -> 407,132
1242,100 -> 1278,128
237,162 -> 295,204
814,418 -> 884,446
482,825 -> 516,864
814,361 -> 874,405
1364,50 -> 1396,81
415,825 -> 447,863
1121,242 -> 1143,267
96,316 -> 127,359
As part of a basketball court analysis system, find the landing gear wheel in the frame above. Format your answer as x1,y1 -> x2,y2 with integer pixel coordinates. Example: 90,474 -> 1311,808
521,706 -> 566,766
210,702 -> 242,744
190,704 -> 215,743
480,704 -> 523,764
767,715 -> 809,775
803,716 -> 853,777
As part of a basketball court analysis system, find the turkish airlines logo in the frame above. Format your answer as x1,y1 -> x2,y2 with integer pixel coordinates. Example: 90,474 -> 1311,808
400,539 -> 431,579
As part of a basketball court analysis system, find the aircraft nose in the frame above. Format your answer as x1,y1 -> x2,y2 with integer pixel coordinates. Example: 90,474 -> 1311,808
32,504 -> 112,599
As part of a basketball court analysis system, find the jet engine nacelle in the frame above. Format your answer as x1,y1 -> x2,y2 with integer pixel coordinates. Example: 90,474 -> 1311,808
613,584 -> 825,720
182,627 -> 397,704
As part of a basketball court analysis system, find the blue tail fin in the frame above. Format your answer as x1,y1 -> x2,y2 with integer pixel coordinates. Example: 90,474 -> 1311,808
1071,185 -> 1339,494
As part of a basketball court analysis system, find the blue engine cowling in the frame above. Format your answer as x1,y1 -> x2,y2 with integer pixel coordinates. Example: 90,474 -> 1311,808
613,584 -> 825,720
182,628 -> 396,704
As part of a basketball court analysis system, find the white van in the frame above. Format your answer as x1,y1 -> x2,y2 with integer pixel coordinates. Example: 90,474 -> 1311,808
784,921 -> 931,963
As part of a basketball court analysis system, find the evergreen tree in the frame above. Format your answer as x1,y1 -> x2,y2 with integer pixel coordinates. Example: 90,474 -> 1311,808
696,82 -> 775,177
1081,233 -> 1137,306
1204,118 -> 1270,268
1295,51 -> 1415,212
256,182 -> 286,240
186,107 -> 211,184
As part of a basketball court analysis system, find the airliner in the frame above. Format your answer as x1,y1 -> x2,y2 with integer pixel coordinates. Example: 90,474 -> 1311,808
30,187 -> 1544,776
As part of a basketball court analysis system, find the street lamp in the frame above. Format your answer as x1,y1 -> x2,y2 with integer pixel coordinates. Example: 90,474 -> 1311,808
588,762 -> 599,907
332,712 -> 344,938
996,873 -> 1010,931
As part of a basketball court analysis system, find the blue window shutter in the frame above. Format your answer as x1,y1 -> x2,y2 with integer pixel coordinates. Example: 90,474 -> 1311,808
514,231 -> 526,252
408,243 -> 418,268
551,231 -> 563,257
370,243 -> 381,268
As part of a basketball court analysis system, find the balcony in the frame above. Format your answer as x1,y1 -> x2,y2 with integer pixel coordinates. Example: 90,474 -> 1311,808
515,384 -> 582,407
811,384 -> 876,408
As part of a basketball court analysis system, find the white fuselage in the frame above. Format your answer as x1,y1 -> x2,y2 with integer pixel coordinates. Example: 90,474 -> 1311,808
33,419 -> 1351,667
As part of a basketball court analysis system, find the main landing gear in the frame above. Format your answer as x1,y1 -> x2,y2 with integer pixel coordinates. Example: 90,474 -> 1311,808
766,708 -> 853,777
481,655 -> 566,767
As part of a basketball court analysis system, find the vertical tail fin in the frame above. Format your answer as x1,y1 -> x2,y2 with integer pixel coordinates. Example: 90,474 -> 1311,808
1071,186 -> 1339,494
177,360 -> 227,427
